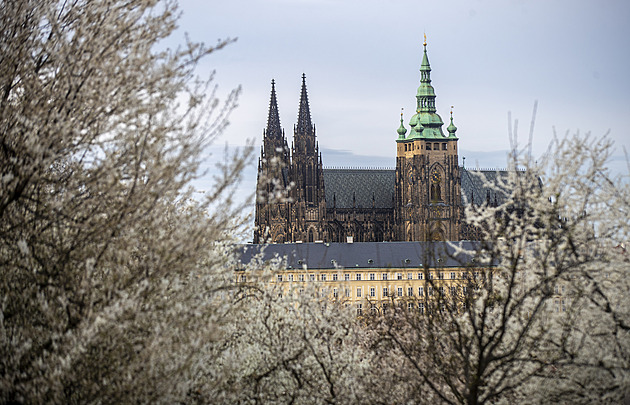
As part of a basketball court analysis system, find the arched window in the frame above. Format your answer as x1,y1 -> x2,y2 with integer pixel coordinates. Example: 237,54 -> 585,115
430,168 -> 443,202
308,228 -> 314,243
430,184 -> 443,202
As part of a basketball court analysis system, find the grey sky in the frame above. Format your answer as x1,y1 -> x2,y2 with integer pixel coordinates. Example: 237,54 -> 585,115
175,0 -> 629,189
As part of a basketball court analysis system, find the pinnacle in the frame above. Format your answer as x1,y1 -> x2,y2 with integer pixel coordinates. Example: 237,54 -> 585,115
266,79 -> 282,139
297,74 -> 312,133
421,46 -> 431,75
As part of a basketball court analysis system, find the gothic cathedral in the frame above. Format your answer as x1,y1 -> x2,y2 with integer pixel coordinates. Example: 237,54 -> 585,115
254,41 -> 499,244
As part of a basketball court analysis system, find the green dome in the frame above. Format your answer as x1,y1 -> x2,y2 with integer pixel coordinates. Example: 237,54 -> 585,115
407,113 -> 424,139
447,116 -> 457,134
394,40 -> 456,142
419,112 -> 444,127
416,83 -> 436,98
397,123 -> 407,136
409,113 -> 418,127
397,115 -> 407,139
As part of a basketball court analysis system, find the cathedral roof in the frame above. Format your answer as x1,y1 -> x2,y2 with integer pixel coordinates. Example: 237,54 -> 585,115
238,241 -> 486,270
323,169 -> 395,209
321,167 -> 512,210
460,168 -> 512,206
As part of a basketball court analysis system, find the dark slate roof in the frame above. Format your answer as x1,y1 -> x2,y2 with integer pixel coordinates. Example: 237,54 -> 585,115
238,241 -> 483,270
460,168 -> 513,206
322,167 -> 513,209
323,169 -> 395,209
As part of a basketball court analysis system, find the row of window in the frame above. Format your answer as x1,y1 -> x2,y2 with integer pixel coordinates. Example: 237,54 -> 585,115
554,299 -> 567,312
554,285 -> 566,295
274,291 -> 570,316
271,271 -> 484,283
403,142 -> 451,152
357,298 -> 572,317
331,285 -> 473,299
355,301 -> 459,316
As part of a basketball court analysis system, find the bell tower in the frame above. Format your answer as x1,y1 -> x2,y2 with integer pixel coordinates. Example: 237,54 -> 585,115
395,37 -> 462,241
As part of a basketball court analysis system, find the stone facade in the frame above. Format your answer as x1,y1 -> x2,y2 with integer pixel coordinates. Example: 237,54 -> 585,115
254,43 -> 502,244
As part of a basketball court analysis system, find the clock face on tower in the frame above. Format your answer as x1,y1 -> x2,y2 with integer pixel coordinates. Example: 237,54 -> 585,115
431,168 -> 441,184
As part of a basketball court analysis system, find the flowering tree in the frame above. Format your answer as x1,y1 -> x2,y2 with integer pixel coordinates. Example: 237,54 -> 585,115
194,269 -> 376,404
366,134 -> 630,404
0,0 -> 251,402
2,1 -> 628,403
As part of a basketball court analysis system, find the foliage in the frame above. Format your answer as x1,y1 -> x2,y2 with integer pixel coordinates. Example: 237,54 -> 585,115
0,0 -> 247,402
195,268 -> 376,404
366,134 -> 630,404
1,1 -> 628,403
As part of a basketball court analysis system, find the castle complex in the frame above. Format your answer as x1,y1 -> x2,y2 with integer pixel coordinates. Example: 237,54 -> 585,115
254,41 -> 503,244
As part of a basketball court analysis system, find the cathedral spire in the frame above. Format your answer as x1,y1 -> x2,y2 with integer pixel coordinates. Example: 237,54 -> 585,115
266,79 -> 282,139
402,36 -> 444,139
421,34 -> 430,75
296,73 -> 312,133
417,38 -> 436,114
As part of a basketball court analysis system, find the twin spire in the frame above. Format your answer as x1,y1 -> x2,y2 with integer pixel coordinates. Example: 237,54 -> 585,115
265,74 -> 314,139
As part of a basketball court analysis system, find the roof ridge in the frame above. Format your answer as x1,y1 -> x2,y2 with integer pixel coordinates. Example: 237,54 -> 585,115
323,166 -> 395,171
461,166 -> 515,172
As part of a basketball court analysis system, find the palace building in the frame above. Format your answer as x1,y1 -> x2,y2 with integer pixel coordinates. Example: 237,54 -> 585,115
238,241 -> 497,314
254,41 -> 506,244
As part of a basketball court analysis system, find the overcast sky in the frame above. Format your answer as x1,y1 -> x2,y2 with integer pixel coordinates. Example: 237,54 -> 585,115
174,0 -> 629,195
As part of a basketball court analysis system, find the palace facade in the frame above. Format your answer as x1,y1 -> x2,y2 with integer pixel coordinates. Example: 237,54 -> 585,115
254,42 -> 505,244
238,241 -> 496,314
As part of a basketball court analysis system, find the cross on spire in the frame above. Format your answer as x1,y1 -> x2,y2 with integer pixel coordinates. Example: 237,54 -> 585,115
265,79 -> 282,139
296,73 -> 312,134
